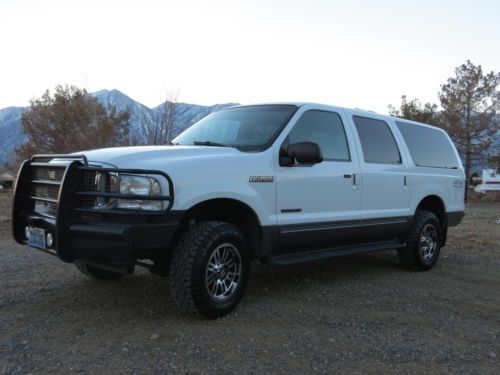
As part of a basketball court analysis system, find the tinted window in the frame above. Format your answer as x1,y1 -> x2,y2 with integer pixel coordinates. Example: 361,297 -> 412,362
353,116 -> 401,164
288,110 -> 350,161
396,121 -> 459,168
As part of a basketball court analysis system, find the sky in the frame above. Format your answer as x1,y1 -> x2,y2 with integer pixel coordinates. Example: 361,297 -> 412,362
0,0 -> 499,113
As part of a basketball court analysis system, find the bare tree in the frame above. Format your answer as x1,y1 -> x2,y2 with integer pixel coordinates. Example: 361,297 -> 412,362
136,90 -> 179,145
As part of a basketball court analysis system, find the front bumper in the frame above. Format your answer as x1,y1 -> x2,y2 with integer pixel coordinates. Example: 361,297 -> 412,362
20,212 -> 183,261
12,154 -> 181,263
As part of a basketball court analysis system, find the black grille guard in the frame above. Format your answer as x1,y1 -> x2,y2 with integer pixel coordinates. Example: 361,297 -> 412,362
12,153 -> 174,262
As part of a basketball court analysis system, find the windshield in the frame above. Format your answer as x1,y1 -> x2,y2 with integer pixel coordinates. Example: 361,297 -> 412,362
172,105 -> 297,151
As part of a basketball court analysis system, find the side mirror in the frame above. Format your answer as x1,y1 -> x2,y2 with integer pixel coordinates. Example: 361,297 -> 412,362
282,142 -> 323,165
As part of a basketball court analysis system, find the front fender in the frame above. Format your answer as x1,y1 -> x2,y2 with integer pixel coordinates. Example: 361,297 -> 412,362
170,170 -> 276,226
140,149 -> 277,226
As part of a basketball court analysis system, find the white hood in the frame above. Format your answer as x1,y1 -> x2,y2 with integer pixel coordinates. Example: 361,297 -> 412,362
80,145 -> 241,169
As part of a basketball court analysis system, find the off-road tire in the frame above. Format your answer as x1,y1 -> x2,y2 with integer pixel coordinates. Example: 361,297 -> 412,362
74,260 -> 128,280
169,221 -> 249,319
398,210 -> 442,271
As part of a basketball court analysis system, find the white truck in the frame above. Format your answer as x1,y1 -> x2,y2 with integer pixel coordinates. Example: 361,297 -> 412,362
13,103 -> 465,318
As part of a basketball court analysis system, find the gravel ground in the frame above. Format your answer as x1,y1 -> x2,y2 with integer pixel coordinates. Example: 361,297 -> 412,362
1,191 -> 499,374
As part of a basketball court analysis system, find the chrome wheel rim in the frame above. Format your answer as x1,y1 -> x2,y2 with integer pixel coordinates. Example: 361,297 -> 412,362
419,224 -> 437,260
205,243 -> 242,301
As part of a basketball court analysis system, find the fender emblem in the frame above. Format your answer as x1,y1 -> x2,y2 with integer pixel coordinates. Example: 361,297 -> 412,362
249,176 -> 274,183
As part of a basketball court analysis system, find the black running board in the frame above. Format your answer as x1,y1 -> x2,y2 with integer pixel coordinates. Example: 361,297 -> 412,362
268,240 -> 406,266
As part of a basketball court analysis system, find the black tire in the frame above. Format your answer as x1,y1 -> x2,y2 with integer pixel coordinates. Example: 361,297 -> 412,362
398,210 -> 442,271
74,260 -> 129,280
169,221 -> 249,319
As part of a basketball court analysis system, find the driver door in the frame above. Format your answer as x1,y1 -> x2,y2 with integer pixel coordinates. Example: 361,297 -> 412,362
275,109 -> 362,252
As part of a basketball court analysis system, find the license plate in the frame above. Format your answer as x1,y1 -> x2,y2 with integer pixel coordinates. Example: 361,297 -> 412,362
28,227 -> 46,249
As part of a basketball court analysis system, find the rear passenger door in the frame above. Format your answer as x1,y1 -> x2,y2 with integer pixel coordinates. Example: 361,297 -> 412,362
350,115 -> 412,238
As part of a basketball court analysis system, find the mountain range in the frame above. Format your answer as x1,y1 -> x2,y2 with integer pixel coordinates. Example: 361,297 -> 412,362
1,91 -> 496,171
0,89 -> 237,166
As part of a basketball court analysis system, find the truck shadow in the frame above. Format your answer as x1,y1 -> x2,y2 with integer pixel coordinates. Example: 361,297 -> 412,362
247,251 -> 406,299
18,250 -> 407,323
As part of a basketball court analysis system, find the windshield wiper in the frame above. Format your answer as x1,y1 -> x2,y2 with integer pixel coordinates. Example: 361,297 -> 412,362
193,141 -> 228,147
167,140 -> 179,145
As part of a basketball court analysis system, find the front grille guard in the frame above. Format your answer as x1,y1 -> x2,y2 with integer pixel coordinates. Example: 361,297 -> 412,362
12,153 -> 174,261
74,166 -> 173,215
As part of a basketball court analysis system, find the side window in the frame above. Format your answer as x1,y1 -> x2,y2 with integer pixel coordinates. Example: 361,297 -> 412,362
353,116 -> 401,164
396,121 -> 459,169
288,110 -> 350,161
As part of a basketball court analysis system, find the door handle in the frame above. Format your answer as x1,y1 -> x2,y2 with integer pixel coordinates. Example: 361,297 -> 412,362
343,173 -> 359,189
352,173 -> 359,190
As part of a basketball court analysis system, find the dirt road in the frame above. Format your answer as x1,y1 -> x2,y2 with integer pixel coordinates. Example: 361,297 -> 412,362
1,191 -> 499,374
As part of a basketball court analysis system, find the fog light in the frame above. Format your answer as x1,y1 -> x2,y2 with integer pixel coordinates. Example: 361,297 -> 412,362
25,226 -> 31,240
46,233 -> 53,248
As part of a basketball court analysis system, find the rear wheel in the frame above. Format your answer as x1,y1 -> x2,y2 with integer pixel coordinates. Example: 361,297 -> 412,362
398,210 -> 442,271
169,221 -> 249,319
74,260 -> 130,280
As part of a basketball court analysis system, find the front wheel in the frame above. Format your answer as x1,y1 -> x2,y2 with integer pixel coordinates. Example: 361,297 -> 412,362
169,221 -> 249,319
398,210 -> 442,271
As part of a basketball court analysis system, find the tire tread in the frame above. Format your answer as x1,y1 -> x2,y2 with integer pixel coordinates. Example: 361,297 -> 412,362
169,221 -> 245,318
398,210 -> 441,271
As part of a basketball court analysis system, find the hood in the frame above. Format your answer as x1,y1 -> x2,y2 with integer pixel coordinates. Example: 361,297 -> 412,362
80,145 -> 241,169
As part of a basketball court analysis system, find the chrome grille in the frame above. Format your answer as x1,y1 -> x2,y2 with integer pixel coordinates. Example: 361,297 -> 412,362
28,165 -> 66,217
34,201 -> 58,217
12,154 -> 90,247
32,184 -> 60,200
32,167 -> 64,181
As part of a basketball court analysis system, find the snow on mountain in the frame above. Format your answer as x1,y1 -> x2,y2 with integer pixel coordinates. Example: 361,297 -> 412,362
0,89 -> 237,165
91,89 -> 237,138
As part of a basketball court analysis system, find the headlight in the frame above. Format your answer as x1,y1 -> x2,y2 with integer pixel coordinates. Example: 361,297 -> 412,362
120,175 -> 155,195
117,175 -> 164,211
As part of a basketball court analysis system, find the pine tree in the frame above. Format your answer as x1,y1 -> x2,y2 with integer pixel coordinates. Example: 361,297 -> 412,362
388,95 -> 442,125
439,61 -> 499,179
